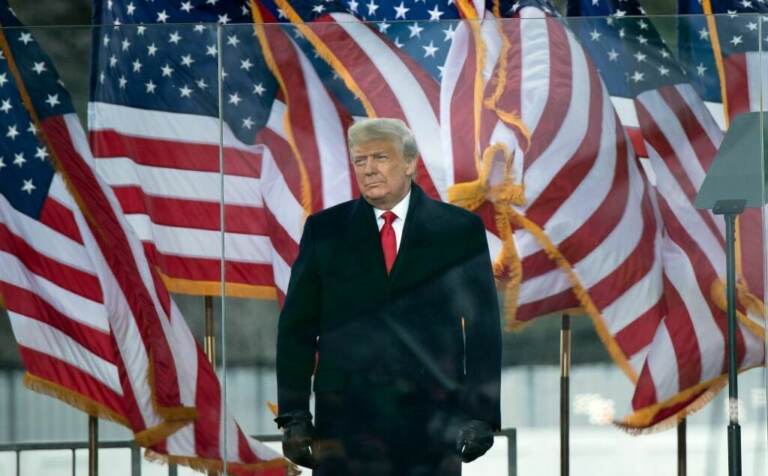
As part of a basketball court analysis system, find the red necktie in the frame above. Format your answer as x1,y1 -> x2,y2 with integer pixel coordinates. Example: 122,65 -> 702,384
380,211 -> 398,274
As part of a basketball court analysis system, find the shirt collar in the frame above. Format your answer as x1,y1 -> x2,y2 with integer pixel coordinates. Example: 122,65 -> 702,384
374,189 -> 411,221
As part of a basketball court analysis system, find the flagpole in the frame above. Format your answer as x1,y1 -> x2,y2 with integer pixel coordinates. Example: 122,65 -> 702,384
677,418 -> 686,476
713,200 -> 745,476
204,296 -> 215,365
88,415 -> 98,476
560,313 -> 570,476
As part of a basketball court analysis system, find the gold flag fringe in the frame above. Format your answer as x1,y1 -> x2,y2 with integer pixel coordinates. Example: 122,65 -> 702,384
145,449 -> 299,476
710,279 -> 766,339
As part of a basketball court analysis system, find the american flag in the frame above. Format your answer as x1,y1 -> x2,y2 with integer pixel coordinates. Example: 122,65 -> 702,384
568,0 -> 765,430
678,0 -> 766,118
90,1 -> 284,299
0,3 -> 289,473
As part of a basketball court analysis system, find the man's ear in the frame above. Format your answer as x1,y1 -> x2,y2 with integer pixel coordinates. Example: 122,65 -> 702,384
406,157 -> 418,178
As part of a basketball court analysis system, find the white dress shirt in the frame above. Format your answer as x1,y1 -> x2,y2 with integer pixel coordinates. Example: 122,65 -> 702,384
373,189 -> 411,252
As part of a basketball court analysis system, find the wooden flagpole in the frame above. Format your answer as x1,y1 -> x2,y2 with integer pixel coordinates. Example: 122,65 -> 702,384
560,314 -> 571,476
88,415 -> 98,476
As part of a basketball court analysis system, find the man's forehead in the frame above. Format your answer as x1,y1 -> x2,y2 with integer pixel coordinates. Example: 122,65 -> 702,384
351,138 -> 398,154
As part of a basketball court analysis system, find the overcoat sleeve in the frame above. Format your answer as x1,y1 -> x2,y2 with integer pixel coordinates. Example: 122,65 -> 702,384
459,217 -> 502,430
276,216 -> 321,416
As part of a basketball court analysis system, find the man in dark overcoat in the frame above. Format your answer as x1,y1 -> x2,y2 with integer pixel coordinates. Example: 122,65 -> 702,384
275,118 -> 502,476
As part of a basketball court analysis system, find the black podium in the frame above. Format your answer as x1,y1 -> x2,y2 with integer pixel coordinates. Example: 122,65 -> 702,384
695,111 -> 768,476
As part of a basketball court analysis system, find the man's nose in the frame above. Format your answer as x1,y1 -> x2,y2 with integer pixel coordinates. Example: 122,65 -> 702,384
363,158 -> 377,174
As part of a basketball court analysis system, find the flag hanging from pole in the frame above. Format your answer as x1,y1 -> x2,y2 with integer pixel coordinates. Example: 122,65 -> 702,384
0,3 -> 291,473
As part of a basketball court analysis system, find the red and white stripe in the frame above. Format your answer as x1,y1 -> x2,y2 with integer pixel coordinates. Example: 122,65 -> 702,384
445,7 -> 664,376
52,112 -> 287,472
624,83 -> 765,428
88,102 -> 274,292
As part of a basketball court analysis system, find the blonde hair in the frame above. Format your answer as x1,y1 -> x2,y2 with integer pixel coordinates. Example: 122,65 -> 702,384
347,118 -> 419,161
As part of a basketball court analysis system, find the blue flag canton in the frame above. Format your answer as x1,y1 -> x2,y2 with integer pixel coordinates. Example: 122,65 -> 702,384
0,4 -> 65,218
91,0 -> 279,144
678,0 -> 765,102
567,0 -> 686,98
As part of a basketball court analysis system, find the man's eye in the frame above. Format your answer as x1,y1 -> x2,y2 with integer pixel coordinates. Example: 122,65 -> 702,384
374,155 -> 388,161
353,158 -> 366,166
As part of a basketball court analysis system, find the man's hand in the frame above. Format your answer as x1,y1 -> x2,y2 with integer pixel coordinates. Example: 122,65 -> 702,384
455,419 -> 494,463
276,410 -> 315,468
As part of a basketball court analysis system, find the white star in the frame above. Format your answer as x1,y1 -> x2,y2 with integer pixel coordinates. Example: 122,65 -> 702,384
0,99 -> 11,113
253,82 -> 265,95
207,0 -> 219,4
422,41 -> 438,57
242,117 -> 255,129
631,71 -> 644,82
0,73 -> 7,87
218,13 -> 231,24
741,0 -> 753,7
13,152 -> 25,167
0,157 -> 5,171
45,94 -> 59,108
698,27 -> 709,40
638,20 -> 648,30
366,0 -> 379,16
137,25 -> 146,35
120,38 -> 130,51
747,22 -> 758,31
312,4 -> 326,13
637,35 -> 648,45
113,19 -> 121,26
634,51 -> 647,62
240,58 -> 254,71
21,179 -> 35,194
125,1 -> 135,14
227,34 -> 241,47
179,85 -> 193,97
109,54 -> 118,67
157,10 -> 169,22
696,63 -> 707,76
181,1 -> 193,12
196,78 -> 208,89
194,24 -> 206,33
607,49 -> 619,61
18,32 -> 33,45
589,29 -> 601,41
727,9 -> 737,18
32,61 -> 47,74
393,36 -> 404,48
614,9 -> 626,17
731,35 -> 743,46
228,93 -> 242,106
6,125 -> 18,140
442,24 -> 455,42
103,34 -> 110,46
592,0 -> 598,4
161,64 -> 174,77
658,65 -> 670,76
348,0 -> 359,12
145,80 -> 157,93
394,1 -> 410,19
118,75 -> 127,89
132,59 -> 143,72
27,122 -> 37,135
408,22 -> 424,38
619,28 -> 626,38
660,49 -> 671,59
169,31 -> 182,44
206,45 -> 218,57
428,5 -> 444,20
147,43 -> 158,56
179,54 -> 194,67
35,146 -> 48,161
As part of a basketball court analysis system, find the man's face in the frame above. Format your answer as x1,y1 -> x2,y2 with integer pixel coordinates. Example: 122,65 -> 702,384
351,138 -> 417,210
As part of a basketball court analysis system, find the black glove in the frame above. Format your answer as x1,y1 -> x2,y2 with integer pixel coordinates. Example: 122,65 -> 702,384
455,419 -> 494,463
275,410 -> 315,468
